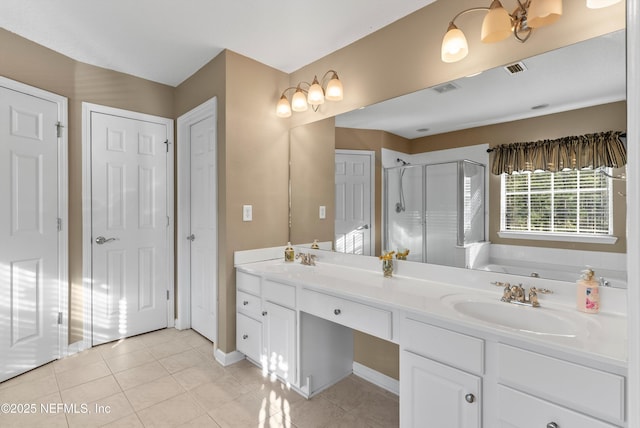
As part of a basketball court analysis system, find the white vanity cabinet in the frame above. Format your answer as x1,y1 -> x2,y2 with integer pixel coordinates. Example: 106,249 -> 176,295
236,271 -> 263,363
400,316 -> 483,428
262,279 -> 297,383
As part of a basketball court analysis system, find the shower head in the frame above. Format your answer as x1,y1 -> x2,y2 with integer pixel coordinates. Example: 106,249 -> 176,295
396,158 -> 410,166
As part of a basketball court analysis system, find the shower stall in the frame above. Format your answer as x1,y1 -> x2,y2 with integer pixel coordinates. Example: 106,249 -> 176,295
383,160 -> 486,268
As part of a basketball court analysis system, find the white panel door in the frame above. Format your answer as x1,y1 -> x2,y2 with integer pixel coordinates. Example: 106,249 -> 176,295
335,151 -> 373,255
90,112 -> 168,345
0,86 -> 59,381
189,114 -> 217,342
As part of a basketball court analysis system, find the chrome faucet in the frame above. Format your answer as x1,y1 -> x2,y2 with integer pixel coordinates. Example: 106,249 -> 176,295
491,281 -> 553,308
296,253 -> 317,266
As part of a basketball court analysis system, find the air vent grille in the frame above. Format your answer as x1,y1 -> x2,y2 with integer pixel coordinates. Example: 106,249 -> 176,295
432,82 -> 459,94
504,61 -> 527,75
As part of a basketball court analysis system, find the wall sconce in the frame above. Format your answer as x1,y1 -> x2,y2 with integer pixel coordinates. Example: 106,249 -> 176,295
442,0 -> 563,63
276,70 -> 343,118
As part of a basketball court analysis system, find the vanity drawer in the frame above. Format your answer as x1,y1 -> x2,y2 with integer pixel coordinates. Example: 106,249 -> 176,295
498,385 -> 619,428
498,344 -> 625,424
237,270 -> 261,295
236,313 -> 262,364
237,291 -> 262,318
299,288 -> 392,340
263,279 -> 296,308
403,317 -> 484,374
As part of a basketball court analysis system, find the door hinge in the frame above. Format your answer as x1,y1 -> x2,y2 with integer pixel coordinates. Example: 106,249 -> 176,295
166,290 -> 170,300
57,312 -> 63,325
57,217 -> 62,231
167,216 -> 170,227
56,122 -> 64,138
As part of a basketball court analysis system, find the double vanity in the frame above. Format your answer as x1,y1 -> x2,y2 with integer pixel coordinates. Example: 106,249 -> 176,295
234,246 -> 627,427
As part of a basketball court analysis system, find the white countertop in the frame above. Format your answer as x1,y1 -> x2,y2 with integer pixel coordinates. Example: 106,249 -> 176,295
235,252 -> 627,371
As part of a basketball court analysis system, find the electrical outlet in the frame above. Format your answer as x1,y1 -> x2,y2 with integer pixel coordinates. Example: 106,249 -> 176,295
243,205 -> 252,221
319,205 -> 326,219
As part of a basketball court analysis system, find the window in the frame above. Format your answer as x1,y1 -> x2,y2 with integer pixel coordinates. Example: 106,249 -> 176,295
501,168 -> 612,236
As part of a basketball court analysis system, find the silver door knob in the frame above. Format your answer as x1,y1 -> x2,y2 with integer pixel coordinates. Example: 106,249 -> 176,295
242,334 -> 248,340
334,309 -> 341,315
546,423 -> 559,428
355,224 -> 369,230
464,393 -> 475,403
186,234 -> 195,241
95,236 -> 118,245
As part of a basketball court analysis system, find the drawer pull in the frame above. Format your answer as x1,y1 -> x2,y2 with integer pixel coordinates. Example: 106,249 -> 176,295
334,309 -> 341,315
243,300 -> 249,306
242,334 -> 248,340
464,393 -> 475,404
546,423 -> 558,428
262,311 -> 268,316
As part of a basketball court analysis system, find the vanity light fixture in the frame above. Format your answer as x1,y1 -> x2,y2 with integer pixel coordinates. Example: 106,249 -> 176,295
276,70 -> 343,118
441,0 -> 564,63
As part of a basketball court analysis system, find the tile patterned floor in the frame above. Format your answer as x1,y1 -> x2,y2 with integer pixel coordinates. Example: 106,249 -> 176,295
0,328 -> 399,427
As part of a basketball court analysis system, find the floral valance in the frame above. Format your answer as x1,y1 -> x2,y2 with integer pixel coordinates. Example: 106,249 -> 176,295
489,130 -> 627,175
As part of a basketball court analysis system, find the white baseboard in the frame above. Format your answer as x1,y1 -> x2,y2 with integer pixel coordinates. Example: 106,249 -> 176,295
65,340 -> 91,357
352,362 -> 399,396
214,348 -> 245,366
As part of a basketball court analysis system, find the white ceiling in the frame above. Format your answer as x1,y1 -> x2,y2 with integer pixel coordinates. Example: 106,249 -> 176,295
336,30 -> 626,139
0,0 -> 436,86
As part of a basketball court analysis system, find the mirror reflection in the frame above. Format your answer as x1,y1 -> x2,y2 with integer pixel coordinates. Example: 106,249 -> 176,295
291,30 -> 627,288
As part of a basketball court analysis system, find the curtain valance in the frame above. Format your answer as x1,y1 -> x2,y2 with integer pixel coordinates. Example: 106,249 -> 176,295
489,130 -> 627,175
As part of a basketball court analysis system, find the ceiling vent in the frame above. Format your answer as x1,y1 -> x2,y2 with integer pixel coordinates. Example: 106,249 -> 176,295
504,61 -> 528,75
432,82 -> 459,94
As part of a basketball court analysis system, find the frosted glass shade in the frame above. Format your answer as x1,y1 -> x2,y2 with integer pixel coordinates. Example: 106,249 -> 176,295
325,76 -> 343,101
307,78 -> 325,105
527,0 -> 562,28
586,0 -> 622,8
481,1 -> 512,43
441,24 -> 468,63
291,89 -> 308,112
276,96 -> 292,118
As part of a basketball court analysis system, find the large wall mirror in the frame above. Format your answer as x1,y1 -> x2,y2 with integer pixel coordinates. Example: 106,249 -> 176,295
290,29 -> 627,288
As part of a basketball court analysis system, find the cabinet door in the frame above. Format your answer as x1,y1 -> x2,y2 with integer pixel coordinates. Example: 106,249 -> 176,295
236,313 -> 262,364
264,301 -> 296,383
400,351 -> 481,428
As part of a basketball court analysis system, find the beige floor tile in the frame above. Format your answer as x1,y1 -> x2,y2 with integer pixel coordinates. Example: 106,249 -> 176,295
178,330 -> 213,348
54,347 -> 104,373
0,391 -> 68,428
124,375 -> 185,411
189,376 -> 247,412
105,349 -> 156,373
172,363 -> 227,390
136,392 -> 206,427
263,413 -> 296,428
317,375 -> 384,412
60,375 -> 122,404
138,328 -> 181,347
285,396 -> 346,428
177,413 -> 221,428
56,361 -> 112,391
97,337 -> 148,361
255,380 -> 305,417
114,360 -> 170,391
158,348 -> 209,373
66,391 -> 134,428
0,362 -> 55,391
324,412 -> 382,428
226,361 -> 269,391
207,391 -> 282,428
194,343 -> 216,360
348,390 -> 400,428
100,412 -> 144,428
0,374 -> 59,403
147,338 -> 193,360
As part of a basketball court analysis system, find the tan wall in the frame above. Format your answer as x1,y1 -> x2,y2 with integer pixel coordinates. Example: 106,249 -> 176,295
0,28 -> 175,343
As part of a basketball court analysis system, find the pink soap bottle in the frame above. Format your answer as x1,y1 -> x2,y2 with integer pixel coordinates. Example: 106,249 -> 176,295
576,267 -> 600,314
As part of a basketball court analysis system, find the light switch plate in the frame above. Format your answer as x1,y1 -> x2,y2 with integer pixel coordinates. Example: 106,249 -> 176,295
319,205 -> 326,219
243,205 -> 252,221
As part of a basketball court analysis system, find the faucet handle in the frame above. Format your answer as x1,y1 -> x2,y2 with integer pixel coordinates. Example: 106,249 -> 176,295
530,287 -> 553,294
491,281 -> 510,288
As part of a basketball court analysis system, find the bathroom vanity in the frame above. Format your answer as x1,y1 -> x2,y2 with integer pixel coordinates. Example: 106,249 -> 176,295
234,247 -> 627,427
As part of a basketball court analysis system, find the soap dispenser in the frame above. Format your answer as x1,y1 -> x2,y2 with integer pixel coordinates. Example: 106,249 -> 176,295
311,239 -> 320,249
284,242 -> 295,262
576,267 -> 600,313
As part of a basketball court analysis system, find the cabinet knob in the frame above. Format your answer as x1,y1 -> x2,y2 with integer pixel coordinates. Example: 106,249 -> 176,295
243,301 -> 249,306
334,309 -> 341,315
242,334 -> 248,340
262,311 -> 267,316
546,423 -> 558,428
464,393 -> 475,404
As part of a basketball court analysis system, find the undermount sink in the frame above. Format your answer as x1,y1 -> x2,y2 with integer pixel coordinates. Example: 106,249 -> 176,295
441,294 -> 582,338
